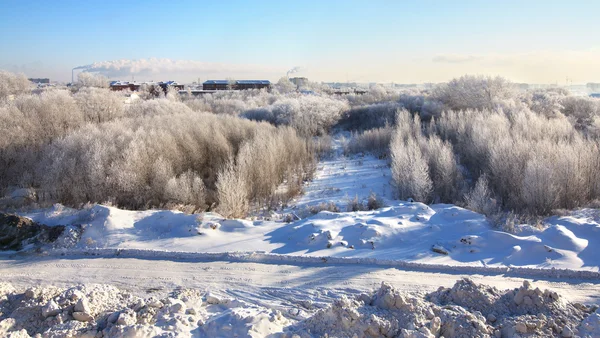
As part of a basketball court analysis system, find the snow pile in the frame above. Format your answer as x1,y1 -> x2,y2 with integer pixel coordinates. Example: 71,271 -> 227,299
579,309 -> 600,337
293,281 -> 491,338
291,279 -> 598,338
429,279 -> 597,337
0,282 -> 288,338
0,279 -> 598,337
11,202 -> 600,271
268,203 -> 600,271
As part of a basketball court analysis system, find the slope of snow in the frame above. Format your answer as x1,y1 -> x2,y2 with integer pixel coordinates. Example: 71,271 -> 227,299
18,202 -> 600,272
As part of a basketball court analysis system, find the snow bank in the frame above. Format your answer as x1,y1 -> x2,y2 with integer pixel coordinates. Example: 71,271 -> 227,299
0,282 -> 287,338
290,279 -> 598,338
1,279 -> 597,337
14,202 -> 600,272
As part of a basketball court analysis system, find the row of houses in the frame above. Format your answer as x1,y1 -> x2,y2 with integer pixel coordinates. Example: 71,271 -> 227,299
109,81 -> 184,92
202,80 -> 271,91
109,80 -> 271,92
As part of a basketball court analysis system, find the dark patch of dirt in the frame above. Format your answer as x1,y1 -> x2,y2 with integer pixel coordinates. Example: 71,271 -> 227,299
0,213 -> 65,251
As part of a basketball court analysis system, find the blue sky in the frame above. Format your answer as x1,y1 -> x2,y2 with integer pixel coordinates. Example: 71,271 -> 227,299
1,0 -> 599,83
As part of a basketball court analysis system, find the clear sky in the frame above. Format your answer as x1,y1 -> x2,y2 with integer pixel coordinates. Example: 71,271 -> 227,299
1,0 -> 599,84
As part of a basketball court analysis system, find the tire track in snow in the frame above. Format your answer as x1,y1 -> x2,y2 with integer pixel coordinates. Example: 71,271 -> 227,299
1,252 -> 599,306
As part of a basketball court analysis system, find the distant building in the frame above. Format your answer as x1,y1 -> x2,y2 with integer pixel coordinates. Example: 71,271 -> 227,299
289,77 -> 308,88
29,78 -> 50,84
515,83 -> 530,90
331,88 -> 367,95
202,80 -> 229,90
203,80 -> 271,91
109,81 -> 183,93
110,81 -> 138,91
157,81 -> 184,92
324,82 -> 358,89
587,83 -> 600,92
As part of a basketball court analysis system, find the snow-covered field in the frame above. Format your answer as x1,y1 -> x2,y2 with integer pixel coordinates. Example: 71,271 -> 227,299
15,201 -> 600,273
2,137 -> 600,337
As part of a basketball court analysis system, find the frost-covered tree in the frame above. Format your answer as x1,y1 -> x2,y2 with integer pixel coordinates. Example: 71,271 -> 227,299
76,72 -> 109,88
74,87 -> 125,123
432,75 -> 517,112
274,76 -> 296,94
0,71 -> 31,99
391,136 -> 432,202
464,175 -> 497,216
216,157 -> 249,218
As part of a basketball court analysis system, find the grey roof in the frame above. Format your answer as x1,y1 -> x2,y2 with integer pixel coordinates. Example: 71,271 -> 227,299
203,80 -> 271,85
203,80 -> 230,85
236,80 -> 271,85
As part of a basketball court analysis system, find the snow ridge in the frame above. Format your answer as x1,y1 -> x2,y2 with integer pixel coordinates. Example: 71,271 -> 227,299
39,248 -> 600,280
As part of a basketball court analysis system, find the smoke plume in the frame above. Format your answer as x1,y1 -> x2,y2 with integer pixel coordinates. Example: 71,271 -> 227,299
73,58 -> 282,79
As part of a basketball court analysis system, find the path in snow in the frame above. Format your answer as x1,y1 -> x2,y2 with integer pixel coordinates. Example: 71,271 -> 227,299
289,135 -> 394,212
1,256 -> 598,307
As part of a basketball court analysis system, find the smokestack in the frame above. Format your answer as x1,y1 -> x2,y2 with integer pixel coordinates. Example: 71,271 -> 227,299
286,66 -> 302,78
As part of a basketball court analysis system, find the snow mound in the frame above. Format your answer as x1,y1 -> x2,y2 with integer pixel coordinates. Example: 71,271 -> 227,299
579,309 -> 600,337
293,281 -> 491,338
15,202 -> 600,271
0,282 -> 289,338
291,279 -> 598,338
0,279 -> 597,337
429,279 -> 597,337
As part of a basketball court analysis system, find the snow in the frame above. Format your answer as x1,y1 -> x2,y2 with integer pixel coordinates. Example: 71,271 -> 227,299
289,151 -> 394,213
14,133 -> 599,272
2,135 -> 600,336
17,202 -> 600,272
0,276 -> 597,337
7,133 -> 597,273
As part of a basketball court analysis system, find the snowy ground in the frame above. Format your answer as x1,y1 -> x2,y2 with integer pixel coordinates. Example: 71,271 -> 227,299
288,143 -> 394,212
2,135 -> 600,336
1,256 -> 599,337
16,200 -> 600,272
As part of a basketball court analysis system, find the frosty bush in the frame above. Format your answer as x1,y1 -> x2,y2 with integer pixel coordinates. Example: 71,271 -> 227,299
390,110 -> 462,203
464,175 -> 497,216
243,95 -> 349,136
76,72 -> 108,88
311,135 -> 333,159
367,192 -> 385,210
165,170 -> 207,210
184,89 -> 276,116
37,112 -> 311,213
336,102 -> 401,130
431,75 -> 517,113
74,87 -> 125,123
0,71 -> 31,99
346,126 -> 393,156
561,96 -> 600,131
390,91 -> 600,215
216,158 -> 249,218
0,87 -> 312,214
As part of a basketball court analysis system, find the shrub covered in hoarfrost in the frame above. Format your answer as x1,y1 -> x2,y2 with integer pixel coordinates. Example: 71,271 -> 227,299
391,98 -> 600,215
243,95 -> 349,136
0,70 -> 31,99
0,83 -> 312,215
